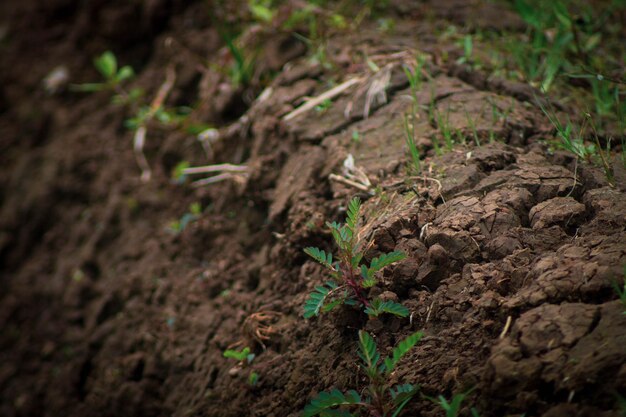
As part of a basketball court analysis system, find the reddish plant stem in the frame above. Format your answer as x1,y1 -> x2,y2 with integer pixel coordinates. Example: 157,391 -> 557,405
341,263 -> 369,307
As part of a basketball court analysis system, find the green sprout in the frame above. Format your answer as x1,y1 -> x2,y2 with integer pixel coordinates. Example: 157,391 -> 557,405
223,346 -> 255,364
168,203 -> 202,234
424,389 -> 477,417
304,330 -> 422,417
403,115 -> 421,174
71,51 -> 134,93
303,197 -> 408,319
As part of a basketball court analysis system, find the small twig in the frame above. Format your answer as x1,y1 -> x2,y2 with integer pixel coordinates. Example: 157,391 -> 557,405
183,163 -> 248,175
329,173 -> 371,192
499,315 -> 513,339
190,172 -> 247,187
425,299 -> 436,323
283,77 -> 363,121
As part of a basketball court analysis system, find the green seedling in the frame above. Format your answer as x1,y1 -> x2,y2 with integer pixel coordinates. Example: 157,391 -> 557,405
125,105 -> 190,131
224,346 -> 259,387
172,161 -> 190,184
464,110 -> 481,147
248,371 -> 259,386
403,115 -> 421,174
304,330 -> 422,417
403,55 -> 425,107
303,197 -> 408,319
248,0 -> 275,23
168,203 -> 202,234
223,346 -> 255,364
424,389 -> 476,417
456,34 -> 473,65
540,104 -> 615,184
72,51 -> 135,93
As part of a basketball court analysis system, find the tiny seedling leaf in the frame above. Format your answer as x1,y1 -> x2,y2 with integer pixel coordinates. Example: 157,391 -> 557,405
94,51 -> 117,80
116,65 -> 135,82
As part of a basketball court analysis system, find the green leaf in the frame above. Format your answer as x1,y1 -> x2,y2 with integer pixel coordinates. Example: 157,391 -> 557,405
357,330 -> 380,371
365,251 -> 406,279
304,281 -> 337,319
321,296 -> 345,313
303,389 -> 361,417
346,197 -> 361,232
249,3 -> 275,22
116,65 -> 134,82
390,384 -> 419,417
383,331 -> 422,374
248,371 -> 259,386
364,299 -> 409,318
425,390 -> 474,417
223,346 -> 251,362
304,247 -> 334,270
94,51 -> 117,79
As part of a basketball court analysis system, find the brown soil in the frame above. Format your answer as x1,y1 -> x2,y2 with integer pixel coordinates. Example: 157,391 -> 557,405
1,1 -> 624,417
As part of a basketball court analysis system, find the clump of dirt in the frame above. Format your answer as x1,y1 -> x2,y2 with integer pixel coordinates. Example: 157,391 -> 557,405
1,1 -> 624,417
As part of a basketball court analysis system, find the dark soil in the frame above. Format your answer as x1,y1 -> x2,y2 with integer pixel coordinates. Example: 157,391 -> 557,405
1,1 -> 624,417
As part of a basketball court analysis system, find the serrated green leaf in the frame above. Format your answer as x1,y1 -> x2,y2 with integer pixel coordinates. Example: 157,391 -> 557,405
383,331 -> 422,375
94,51 -> 117,79
357,330 -> 380,371
364,300 -> 408,318
351,252 -> 364,269
365,251 -> 406,279
346,197 -> 361,232
304,247 -> 334,270
303,389 -> 361,417
304,282 -> 337,319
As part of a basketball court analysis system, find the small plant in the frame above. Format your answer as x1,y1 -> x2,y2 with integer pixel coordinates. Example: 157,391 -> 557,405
224,346 -> 259,387
456,34 -> 473,65
72,51 -> 134,93
168,203 -> 202,234
403,115 -> 421,174
425,389 -> 477,417
223,346 -> 255,364
540,104 -> 615,184
304,330 -> 422,417
303,197 -> 408,319
435,108 -> 455,151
